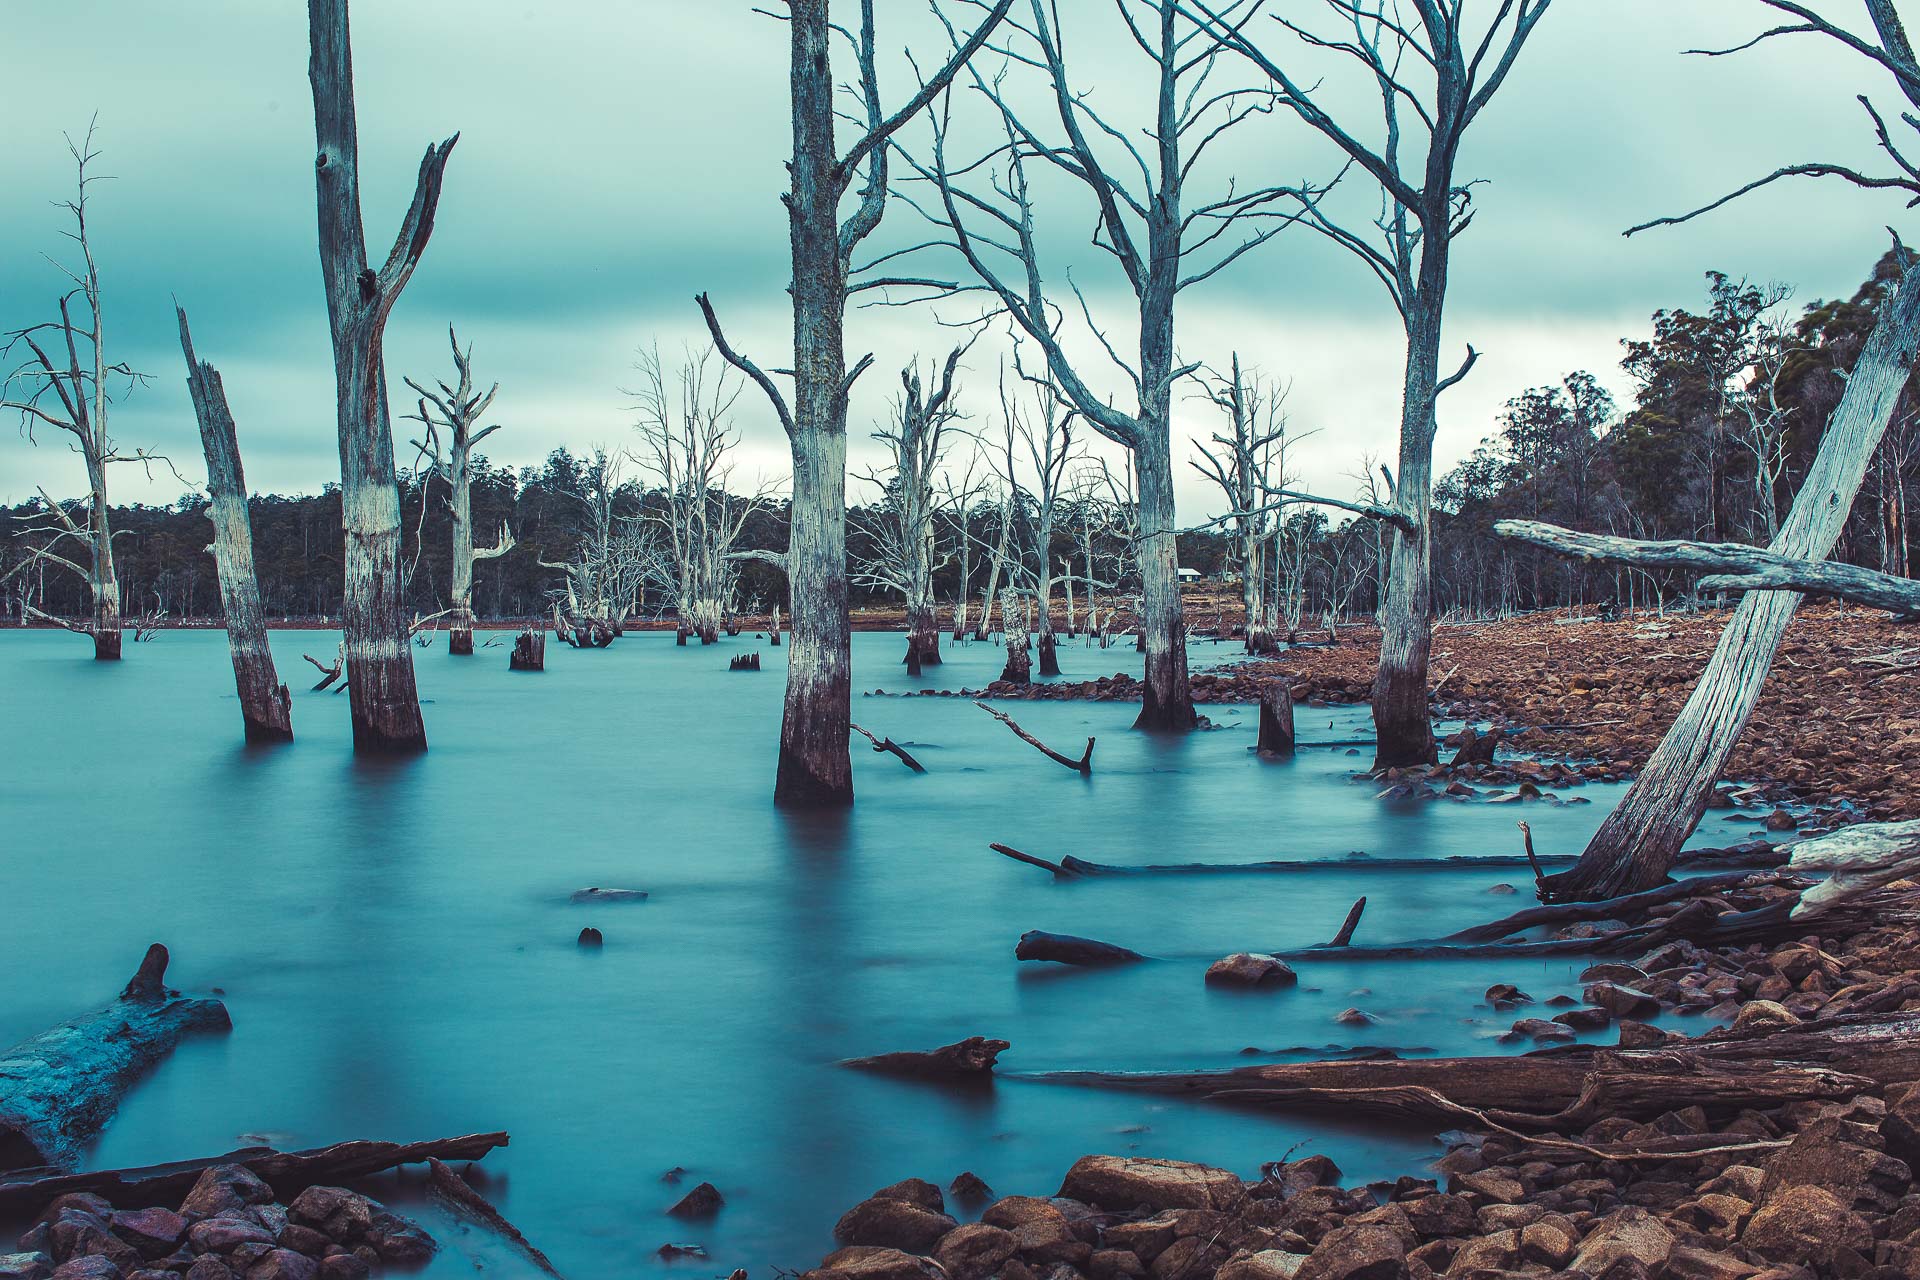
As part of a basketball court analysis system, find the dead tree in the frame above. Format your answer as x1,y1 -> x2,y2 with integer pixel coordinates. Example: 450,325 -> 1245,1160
1518,0 -> 1920,901
404,326 -> 512,656
307,0 -> 456,751
631,344 -> 771,643
1194,0 -> 1552,767
1193,355 -> 1289,653
911,0 -> 1324,731
176,307 -> 292,742
695,0 -> 1012,806
2,127 -> 161,661
999,589 -> 1033,684
540,449 -> 651,641
853,346 -> 968,667
993,357 -> 1081,675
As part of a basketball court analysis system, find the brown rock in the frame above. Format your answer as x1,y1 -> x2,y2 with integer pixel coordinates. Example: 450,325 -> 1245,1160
1518,1213 -> 1578,1267
1662,1243 -> 1761,1280
1088,1251 -> 1146,1280
106,1211 -> 183,1261
1442,1228 -> 1520,1272
667,1181 -> 725,1219
314,1259 -> 367,1280
0,1253 -> 52,1280
49,1261 -> 121,1280
1149,1236 -> 1225,1280
1583,983 -> 1661,1019
241,1252 -> 315,1280
874,1179 -> 945,1213
832,1197 -> 957,1254
285,1189 -> 373,1246
183,1260 -> 235,1280
1098,1214 -> 1180,1264
1293,1224 -> 1402,1280
1214,1250 -> 1306,1280
934,1224 -> 1019,1280
802,1246 -> 945,1280
1400,1194 -> 1474,1240
272,1225 -> 331,1257
1759,1126 -> 1911,1212
1729,1001 -> 1798,1033
1741,1185 -> 1873,1266
1058,1157 -> 1247,1213
1452,1170 -> 1523,1205
179,1167 -> 275,1220
1567,1206 -> 1673,1274
1205,955 -> 1298,988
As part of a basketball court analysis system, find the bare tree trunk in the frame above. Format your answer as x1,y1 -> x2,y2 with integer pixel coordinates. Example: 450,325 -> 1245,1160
178,308 -> 292,742
1541,260 -> 1920,901
1370,306 -> 1441,769
449,473 -> 476,653
307,0 -> 455,753
999,593 -> 1032,685
1133,439 -> 1195,729
87,465 -> 121,661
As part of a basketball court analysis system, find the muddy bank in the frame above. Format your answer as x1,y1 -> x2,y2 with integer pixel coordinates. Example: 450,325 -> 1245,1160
948,607 -> 1920,822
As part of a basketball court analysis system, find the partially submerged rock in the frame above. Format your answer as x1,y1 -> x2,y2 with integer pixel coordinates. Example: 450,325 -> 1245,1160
843,1037 -> 1009,1079
1204,955 -> 1298,989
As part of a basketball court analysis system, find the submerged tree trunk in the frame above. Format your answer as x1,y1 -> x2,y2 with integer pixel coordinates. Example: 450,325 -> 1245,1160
177,308 -> 292,743
307,0 -> 455,753
1541,260 -> 1920,901
1370,302 -> 1442,769
1000,593 -> 1032,685
1133,438 -> 1195,729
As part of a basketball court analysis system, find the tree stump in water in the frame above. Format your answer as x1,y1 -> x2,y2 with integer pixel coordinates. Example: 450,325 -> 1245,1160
729,653 -> 761,671
1258,681 -> 1295,757
676,625 -> 689,646
1038,630 -> 1060,676
906,645 -> 923,676
509,629 -> 544,671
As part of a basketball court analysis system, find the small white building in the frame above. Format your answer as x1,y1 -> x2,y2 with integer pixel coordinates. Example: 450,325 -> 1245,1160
1176,567 -> 1203,582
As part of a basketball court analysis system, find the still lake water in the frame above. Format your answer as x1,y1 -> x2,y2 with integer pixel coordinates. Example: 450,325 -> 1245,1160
0,628 -> 1751,1276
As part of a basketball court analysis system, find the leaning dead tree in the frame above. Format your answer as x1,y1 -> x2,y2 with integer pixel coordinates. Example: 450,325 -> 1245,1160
2,127 -> 161,661
1514,0 -> 1920,901
405,326 -> 513,656
631,344 -> 771,644
911,0 -> 1323,730
307,0 -> 456,751
853,346 -> 968,669
1193,0 -> 1552,767
696,0 -> 1013,805
177,307 -> 293,742
1193,354 -> 1290,653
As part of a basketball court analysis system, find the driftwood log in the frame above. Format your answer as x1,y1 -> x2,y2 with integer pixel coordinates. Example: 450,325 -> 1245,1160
975,702 -> 1093,773
1030,1006 -> 1920,1131
0,945 -> 231,1173
1015,930 -> 1145,967
0,1132 -> 508,1217
843,1036 -> 1009,1079
426,1156 -> 564,1278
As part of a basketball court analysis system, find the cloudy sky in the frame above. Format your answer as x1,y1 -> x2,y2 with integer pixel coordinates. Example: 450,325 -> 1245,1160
0,1 -> 1903,522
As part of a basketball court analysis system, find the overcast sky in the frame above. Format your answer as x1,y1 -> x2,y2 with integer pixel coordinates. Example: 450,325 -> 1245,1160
0,1 -> 1904,522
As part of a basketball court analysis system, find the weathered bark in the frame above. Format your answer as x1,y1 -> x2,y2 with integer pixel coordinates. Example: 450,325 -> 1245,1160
985,841 -> 1779,879
509,628 -> 544,671
177,308 -> 292,742
0,945 -> 230,1173
1132,405 -> 1196,730
999,593 -> 1032,684
0,1132 -> 507,1217
1256,680 -> 1295,757
308,0 -> 455,752
851,722 -> 925,771
1370,295 -> 1443,769
1540,261 -> 1920,901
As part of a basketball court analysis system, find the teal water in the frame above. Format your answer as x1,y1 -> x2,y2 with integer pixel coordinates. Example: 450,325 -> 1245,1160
0,629 -> 1754,1275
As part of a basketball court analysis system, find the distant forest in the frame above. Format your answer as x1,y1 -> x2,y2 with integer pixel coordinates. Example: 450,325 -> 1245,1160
6,250 -> 1915,627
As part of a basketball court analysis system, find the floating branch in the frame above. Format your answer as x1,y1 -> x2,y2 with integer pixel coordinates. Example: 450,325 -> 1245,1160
974,701 -> 1093,773
302,641 -> 345,691
851,723 -> 926,772
427,1156 -> 565,1278
1326,897 -> 1366,947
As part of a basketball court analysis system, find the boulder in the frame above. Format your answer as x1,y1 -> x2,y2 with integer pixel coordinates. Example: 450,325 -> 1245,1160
1552,1006 -> 1611,1032
0,1254 -> 52,1280
285,1188 -> 374,1245
1293,1224 -> 1403,1280
874,1180 -> 945,1213
934,1224 -> 1018,1280
1205,955 -> 1298,988
1759,1126 -> 1911,1212
949,1173 -> 994,1206
802,1247 -> 946,1280
1059,1157 -> 1247,1213
1729,1001 -> 1798,1034
833,1197 -> 958,1253
180,1167 -> 275,1220
845,1039 -> 1009,1079
106,1211 -> 183,1262
1566,1207 -> 1673,1275
1214,1251 -> 1306,1280
1087,1251 -> 1147,1280
1399,1193 -> 1474,1240
979,1198 -> 1085,1264
1518,1214 -> 1578,1268
1661,1243 -> 1761,1280
1452,1170 -> 1524,1205
1582,983 -> 1661,1019
183,1260 -> 235,1280
314,1259 -> 366,1280
241,1252 -> 316,1280
49,1261 -> 121,1280
1740,1185 -> 1873,1265
667,1181 -> 726,1219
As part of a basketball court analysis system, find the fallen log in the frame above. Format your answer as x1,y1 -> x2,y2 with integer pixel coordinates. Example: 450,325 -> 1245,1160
975,702 -> 1093,774
0,944 -> 231,1173
1015,930 -> 1145,967
0,1131 -> 509,1216
986,842 -> 1783,879
1025,1006 -> 1920,1129
843,1036 -> 1009,1079
427,1156 -> 565,1278
1441,871 -> 1758,944
851,722 -> 926,772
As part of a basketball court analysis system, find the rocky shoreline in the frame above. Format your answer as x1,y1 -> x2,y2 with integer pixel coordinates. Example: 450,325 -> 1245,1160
797,895 -> 1920,1280
4,1166 -> 434,1280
